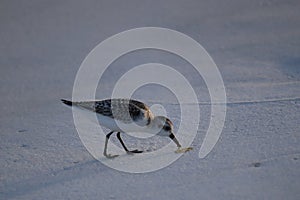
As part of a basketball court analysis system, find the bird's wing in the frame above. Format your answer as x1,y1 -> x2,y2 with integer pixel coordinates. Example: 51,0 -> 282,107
75,99 -> 153,125
128,99 -> 154,125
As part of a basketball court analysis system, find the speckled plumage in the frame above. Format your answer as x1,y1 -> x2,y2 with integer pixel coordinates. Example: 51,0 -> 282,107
70,99 -> 154,126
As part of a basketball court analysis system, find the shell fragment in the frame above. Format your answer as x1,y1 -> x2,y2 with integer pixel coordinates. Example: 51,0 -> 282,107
175,147 -> 193,153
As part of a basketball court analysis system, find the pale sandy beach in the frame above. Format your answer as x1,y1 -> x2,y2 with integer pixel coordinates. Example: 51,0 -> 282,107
0,0 -> 299,199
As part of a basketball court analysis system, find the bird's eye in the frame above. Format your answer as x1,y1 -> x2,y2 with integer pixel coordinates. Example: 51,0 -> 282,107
164,126 -> 171,131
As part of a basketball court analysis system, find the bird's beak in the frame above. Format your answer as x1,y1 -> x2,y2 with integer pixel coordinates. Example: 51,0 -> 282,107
169,133 -> 181,148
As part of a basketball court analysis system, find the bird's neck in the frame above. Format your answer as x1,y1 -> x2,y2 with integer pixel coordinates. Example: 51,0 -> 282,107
144,118 -> 160,134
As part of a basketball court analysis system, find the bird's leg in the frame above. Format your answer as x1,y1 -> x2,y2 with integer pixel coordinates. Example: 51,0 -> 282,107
103,131 -> 118,158
116,132 -> 129,152
116,132 -> 143,154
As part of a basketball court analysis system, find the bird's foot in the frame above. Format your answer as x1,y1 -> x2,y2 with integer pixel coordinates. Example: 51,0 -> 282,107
127,149 -> 143,155
104,153 -> 119,159
130,149 -> 143,153
175,147 -> 193,153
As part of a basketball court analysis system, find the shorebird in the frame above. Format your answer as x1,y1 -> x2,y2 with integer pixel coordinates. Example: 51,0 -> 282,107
61,98 -> 192,158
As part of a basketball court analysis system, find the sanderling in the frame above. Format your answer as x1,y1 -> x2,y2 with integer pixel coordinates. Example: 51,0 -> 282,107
61,98 -> 192,158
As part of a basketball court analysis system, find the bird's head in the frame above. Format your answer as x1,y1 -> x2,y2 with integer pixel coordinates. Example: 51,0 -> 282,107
150,116 -> 181,148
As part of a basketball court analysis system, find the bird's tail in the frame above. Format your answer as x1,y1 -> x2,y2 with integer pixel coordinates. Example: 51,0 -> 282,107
61,99 -> 73,106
